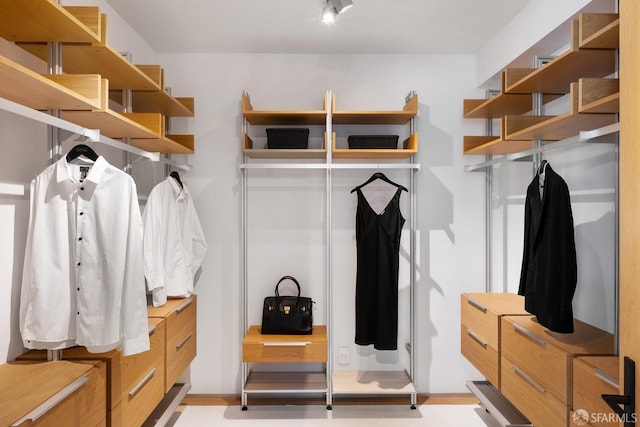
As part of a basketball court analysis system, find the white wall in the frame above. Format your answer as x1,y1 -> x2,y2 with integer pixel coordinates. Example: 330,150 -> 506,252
0,0 -> 616,397
154,52 -> 486,393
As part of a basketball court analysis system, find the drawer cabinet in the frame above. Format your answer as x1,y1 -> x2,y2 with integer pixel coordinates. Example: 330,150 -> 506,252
243,325 -> 327,363
501,316 -> 570,402
460,293 -> 527,388
241,324 -> 328,409
572,356 -> 621,427
148,295 -> 197,393
501,358 -> 568,427
500,315 -> 614,427
118,317 -> 166,427
17,318 -> 166,427
0,361 -> 106,427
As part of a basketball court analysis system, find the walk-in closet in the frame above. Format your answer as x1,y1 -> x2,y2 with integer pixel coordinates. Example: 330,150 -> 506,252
0,0 -> 637,426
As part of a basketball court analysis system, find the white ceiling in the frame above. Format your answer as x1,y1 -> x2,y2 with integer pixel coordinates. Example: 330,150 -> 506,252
104,0 -> 531,54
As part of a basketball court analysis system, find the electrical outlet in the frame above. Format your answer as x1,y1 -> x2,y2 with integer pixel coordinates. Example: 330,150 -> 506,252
338,347 -> 350,365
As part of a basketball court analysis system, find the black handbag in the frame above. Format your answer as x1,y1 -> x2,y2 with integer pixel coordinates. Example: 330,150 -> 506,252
261,276 -> 313,335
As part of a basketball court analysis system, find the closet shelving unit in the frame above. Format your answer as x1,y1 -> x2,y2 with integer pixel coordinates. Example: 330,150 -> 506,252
240,91 -> 419,409
461,11 -> 620,427
0,2 -> 195,425
463,15 -> 619,156
0,0 -> 195,155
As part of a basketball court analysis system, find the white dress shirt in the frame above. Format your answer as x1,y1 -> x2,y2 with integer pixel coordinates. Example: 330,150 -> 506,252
20,156 -> 150,356
143,177 -> 207,307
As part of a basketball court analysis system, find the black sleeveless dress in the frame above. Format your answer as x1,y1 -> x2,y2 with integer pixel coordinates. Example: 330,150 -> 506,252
354,187 -> 405,350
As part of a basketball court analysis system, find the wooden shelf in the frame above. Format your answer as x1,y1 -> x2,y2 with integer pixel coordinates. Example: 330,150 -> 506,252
19,45 -> 158,91
332,370 -> 416,395
63,110 -> 161,139
504,19 -> 616,95
332,93 -> 418,125
332,132 -> 418,159
131,93 -> 194,117
578,78 -> 619,113
0,1 -> 101,43
242,92 -> 418,160
464,93 -> 533,119
55,78 -> 159,140
1,1 -> 197,154
463,72 -> 562,119
242,133 -> 327,159
504,82 -> 617,141
244,371 -> 327,393
111,91 -> 195,117
132,134 -> 195,155
18,14 -> 159,91
242,92 -> 328,125
463,118 -> 533,155
579,13 -> 619,49
0,55 -> 102,111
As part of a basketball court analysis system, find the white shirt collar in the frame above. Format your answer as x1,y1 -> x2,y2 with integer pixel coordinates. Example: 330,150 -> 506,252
55,155 -> 108,185
168,175 -> 189,201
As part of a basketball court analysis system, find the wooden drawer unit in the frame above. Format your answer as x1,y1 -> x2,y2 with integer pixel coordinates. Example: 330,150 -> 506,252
572,356 -> 621,427
460,293 -> 527,388
502,316 -> 614,405
501,358 -> 568,427
500,315 -> 614,427
243,325 -> 327,363
461,323 -> 500,386
0,360 -> 106,427
501,316 -> 570,402
17,318 -> 165,427
118,317 -> 166,427
148,295 -> 197,393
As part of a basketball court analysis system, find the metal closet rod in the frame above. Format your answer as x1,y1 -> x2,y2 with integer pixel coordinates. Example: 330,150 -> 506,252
0,96 -> 191,170
240,163 -> 421,170
465,122 -> 620,172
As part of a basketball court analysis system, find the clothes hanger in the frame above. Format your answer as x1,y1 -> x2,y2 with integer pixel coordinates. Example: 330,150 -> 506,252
170,171 -> 184,189
66,143 -> 99,162
538,159 -> 548,175
350,172 -> 408,193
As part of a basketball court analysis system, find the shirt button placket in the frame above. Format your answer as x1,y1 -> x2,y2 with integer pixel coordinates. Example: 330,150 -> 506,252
76,186 -> 85,318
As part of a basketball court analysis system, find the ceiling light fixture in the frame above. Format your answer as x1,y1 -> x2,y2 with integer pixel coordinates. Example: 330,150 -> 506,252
333,0 -> 353,14
321,0 -> 353,24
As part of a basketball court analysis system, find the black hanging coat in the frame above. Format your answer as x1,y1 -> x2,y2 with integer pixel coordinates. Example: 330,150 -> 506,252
518,164 -> 577,333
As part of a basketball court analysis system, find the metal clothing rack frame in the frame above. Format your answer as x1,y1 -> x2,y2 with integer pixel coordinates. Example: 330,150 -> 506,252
240,90 -> 420,409
465,57 -> 620,351
2,39 -> 190,372
464,36 -> 620,426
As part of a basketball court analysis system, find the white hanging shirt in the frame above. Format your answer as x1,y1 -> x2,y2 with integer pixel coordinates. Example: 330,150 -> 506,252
20,156 -> 150,356
143,177 -> 207,307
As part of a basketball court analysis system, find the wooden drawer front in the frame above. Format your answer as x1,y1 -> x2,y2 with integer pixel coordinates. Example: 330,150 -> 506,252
501,358 -> 568,427
461,324 -> 499,387
461,294 -> 499,349
121,318 -> 166,398
120,358 -> 165,427
243,340 -> 328,363
243,325 -> 328,363
31,362 -> 107,427
501,317 -> 569,402
573,358 -> 622,427
165,298 -> 197,392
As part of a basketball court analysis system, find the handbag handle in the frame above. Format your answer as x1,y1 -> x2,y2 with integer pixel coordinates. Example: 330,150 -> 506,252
275,276 -> 301,297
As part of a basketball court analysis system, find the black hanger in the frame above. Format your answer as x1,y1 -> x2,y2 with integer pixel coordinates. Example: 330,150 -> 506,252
538,159 -> 548,175
170,171 -> 183,189
350,172 -> 408,193
66,144 -> 98,162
